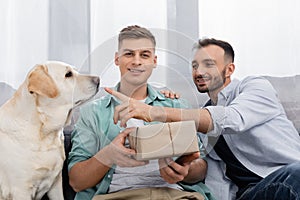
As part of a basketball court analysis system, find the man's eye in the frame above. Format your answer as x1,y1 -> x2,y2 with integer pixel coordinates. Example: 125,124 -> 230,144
205,63 -> 215,68
124,52 -> 133,56
65,71 -> 73,78
192,63 -> 199,69
141,53 -> 150,58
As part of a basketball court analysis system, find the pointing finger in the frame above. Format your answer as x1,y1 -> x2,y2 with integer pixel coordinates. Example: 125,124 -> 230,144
105,87 -> 130,103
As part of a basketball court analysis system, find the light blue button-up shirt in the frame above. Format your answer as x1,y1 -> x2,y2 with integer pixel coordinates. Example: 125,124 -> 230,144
204,76 -> 300,178
68,84 -> 214,200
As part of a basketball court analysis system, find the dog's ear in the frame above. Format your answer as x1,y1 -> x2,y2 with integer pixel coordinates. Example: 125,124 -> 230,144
28,64 -> 59,98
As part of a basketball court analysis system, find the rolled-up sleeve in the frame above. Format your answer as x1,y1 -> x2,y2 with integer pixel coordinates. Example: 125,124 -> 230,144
68,105 -> 100,171
205,106 -> 226,137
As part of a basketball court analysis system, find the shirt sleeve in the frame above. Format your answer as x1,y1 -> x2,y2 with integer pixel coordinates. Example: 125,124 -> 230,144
68,103 -> 100,171
206,76 -> 283,136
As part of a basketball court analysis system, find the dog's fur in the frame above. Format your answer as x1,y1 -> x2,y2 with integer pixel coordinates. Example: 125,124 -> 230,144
0,61 -> 99,200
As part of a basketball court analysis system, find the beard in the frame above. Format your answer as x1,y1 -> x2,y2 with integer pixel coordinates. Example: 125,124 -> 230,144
194,68 -> 226,93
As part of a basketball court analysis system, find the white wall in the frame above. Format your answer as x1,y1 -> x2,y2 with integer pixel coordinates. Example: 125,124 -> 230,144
90,0 -> 168,87
2,0 -> 300,90
0,0 -> 49,89
199,0 -> 300,79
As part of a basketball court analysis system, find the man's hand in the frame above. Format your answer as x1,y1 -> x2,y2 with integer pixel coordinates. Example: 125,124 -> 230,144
105,87 -> 165,127
94,128 -> 148,167
175,152 -> 200,165
160,90 -> 180,99
158,152 -> 200,184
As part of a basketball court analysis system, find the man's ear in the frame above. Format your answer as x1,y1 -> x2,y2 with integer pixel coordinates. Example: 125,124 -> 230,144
28,64 -> 59,98
114,52 -> 119,66
153,55 -> 157,68
226,63 -> 235,77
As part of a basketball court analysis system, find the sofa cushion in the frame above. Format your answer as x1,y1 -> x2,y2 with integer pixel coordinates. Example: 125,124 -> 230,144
264,75 -> 300,133
0,82 -> 16,105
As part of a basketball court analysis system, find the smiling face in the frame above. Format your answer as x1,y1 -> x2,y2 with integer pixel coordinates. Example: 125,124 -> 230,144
115,38 -> 157,88
192,45 -> 234,95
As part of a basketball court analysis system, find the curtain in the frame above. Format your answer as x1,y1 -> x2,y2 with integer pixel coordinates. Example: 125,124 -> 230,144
0,0 -> 90,89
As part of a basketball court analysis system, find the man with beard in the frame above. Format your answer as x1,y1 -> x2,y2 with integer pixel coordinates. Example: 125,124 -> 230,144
107,38 -> 300,200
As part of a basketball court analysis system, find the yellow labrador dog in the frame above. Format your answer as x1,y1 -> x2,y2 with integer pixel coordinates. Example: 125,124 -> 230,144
0,61 -> 99,200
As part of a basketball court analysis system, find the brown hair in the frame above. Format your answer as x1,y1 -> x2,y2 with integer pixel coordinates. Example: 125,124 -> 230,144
195,38 -> 235,63
118,25 -> 156,50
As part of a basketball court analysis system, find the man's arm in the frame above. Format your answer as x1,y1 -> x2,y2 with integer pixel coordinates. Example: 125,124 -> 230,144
69,128 -> 148,192
69,155 -> 110,192
154,106 -> 213,133
105,88 -> 213,133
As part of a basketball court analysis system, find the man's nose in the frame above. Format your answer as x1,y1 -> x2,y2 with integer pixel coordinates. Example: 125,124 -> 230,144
193,66 -> 206,75
132,54 -> 142,66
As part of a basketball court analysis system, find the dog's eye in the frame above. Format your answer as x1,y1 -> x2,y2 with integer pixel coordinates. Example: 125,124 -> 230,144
65,71 -> 73,78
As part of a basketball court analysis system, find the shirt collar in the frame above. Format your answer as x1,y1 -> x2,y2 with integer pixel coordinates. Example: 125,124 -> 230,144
216,79 -> 240,105
105,83 -> 166,107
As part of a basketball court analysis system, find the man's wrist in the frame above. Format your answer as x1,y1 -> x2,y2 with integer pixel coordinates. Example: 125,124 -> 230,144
93,146 -> 113,167
150,106 -> 167,122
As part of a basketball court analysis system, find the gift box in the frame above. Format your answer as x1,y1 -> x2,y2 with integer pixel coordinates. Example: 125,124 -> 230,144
128,120 -> 199,160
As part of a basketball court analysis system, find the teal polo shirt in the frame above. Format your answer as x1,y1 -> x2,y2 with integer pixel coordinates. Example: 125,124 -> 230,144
68,84 -> 214,200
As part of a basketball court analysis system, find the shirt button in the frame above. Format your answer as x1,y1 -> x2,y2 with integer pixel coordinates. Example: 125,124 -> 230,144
108,175 -> 111,178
